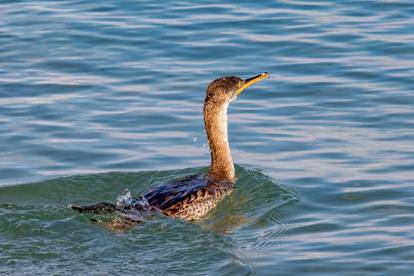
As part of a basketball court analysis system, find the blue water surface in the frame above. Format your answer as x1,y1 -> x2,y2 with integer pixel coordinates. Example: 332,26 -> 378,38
1,0 -> 414,274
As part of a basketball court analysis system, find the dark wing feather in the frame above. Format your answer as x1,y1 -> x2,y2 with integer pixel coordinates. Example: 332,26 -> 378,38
143,174 -> 210,210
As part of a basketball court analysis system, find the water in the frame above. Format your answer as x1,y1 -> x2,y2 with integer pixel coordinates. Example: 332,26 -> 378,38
1,0 -> 413,274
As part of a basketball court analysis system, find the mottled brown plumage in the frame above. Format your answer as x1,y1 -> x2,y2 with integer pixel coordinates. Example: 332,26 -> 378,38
72,73 -> 268,228
144,174 -> 234,220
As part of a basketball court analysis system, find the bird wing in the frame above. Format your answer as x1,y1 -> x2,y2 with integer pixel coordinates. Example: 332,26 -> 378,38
142,174 -> 208,210
142,174 -> 233,212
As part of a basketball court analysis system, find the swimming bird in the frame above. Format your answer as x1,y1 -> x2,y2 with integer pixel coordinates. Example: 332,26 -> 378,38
71,73 -> 269,227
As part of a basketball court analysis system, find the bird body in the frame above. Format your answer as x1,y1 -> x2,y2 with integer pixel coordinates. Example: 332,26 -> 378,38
143,174 -> 234,220
72,73 -> 268,227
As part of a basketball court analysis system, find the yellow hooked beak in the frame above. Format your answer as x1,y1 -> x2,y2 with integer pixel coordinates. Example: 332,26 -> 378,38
236,72 -> 269,95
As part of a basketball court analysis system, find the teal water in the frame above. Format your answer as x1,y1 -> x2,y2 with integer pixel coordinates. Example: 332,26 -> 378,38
1,0 -> 414,274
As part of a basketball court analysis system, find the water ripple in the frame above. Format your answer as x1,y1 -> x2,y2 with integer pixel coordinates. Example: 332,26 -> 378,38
1,0 -> 414,274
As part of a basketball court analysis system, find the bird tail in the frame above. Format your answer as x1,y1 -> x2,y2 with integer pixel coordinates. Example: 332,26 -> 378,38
71,202 -> 118,215
71,201 -> 142,232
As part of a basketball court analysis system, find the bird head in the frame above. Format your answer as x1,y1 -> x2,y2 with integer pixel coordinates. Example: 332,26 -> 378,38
205,72 -> 269,104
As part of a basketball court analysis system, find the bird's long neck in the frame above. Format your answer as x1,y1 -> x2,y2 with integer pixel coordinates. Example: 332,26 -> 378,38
204,99 -> 235,183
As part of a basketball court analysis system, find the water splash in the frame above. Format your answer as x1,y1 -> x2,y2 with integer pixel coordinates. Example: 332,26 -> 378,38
115,189 -> 133,208
115,189 -> 159,222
